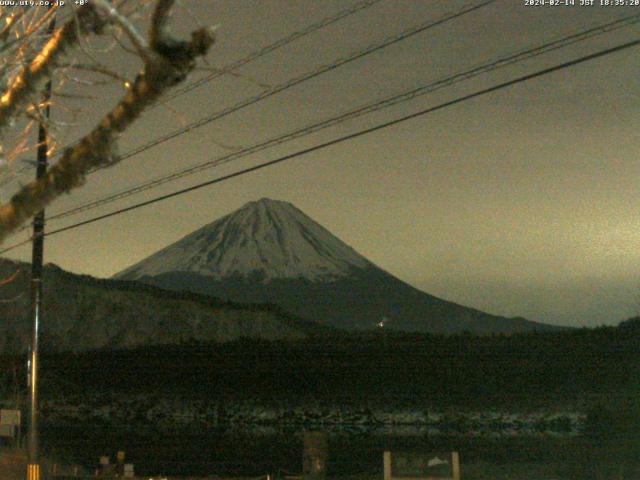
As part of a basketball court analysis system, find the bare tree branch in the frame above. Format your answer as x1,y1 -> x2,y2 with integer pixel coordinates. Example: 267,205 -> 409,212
60,62 -> 130,84
0,1 -> 216,243
0,6 -> 105,139
92,0 -> 153,62
0,11 -> 25,44
151,0 -> 175,47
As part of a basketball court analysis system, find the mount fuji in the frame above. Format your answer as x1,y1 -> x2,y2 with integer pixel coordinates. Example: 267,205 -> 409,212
115,198 -> 550,334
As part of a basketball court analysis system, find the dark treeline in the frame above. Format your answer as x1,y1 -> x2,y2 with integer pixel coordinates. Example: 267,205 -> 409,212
0,319 -> 640,426
0,317 -> 637,415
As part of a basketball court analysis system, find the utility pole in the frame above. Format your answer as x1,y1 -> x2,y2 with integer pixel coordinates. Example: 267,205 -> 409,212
27,8 -> 55,480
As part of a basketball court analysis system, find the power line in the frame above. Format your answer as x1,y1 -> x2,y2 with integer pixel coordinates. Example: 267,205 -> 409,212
0,0 -> 386,187
94,0 -> 501,177
1,0 -> 495,187
90,0 -> 496,173
1,35 -> 637,255
0,0 -> 502,225
42,11 -> 640,224
163,0 -> 387,102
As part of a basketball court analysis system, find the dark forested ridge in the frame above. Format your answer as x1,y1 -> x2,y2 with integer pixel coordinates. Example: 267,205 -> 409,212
115,198 -> 555,335
0,259 -> 335,354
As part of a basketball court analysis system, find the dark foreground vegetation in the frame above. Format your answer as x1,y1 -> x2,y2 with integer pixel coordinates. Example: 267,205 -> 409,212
1,318 -> 639,478
1,317 -> 638,411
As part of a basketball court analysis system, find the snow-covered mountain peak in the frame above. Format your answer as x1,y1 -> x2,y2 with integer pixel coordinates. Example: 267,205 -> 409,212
115,198 -> 372,282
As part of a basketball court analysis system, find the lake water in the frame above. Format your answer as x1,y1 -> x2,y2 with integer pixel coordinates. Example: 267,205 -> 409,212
39,425 -> 640,479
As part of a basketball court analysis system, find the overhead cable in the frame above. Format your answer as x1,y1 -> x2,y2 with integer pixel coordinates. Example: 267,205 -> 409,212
43,11 -> 640,223
1,35 -> 637,255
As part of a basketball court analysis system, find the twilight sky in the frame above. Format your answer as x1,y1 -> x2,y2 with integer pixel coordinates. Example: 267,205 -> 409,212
1,0 -> 639,327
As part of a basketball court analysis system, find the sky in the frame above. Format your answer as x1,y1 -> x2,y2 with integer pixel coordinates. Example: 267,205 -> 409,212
1,0 -> 639,327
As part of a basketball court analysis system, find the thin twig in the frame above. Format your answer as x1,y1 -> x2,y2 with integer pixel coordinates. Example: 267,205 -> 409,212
0,5 -> 105,138
0,0 -> 215,243
92,0 -> 153,62
62,61 -> 130,83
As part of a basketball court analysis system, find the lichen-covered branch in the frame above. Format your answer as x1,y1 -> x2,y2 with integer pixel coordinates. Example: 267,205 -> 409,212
0,2 -> 216,243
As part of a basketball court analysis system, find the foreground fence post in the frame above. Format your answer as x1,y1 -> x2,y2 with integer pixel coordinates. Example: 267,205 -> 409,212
302,431 -> 328,480
383,450 -> 461,480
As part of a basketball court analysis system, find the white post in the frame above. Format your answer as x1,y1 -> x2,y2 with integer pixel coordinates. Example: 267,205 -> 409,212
383,451 -> 392,480
451,451 -> 460,480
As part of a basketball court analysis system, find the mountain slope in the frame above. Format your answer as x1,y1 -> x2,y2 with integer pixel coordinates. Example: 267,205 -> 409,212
0,259 -> 330,354
115,198 -> 553,334
117,198 -> 372,282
